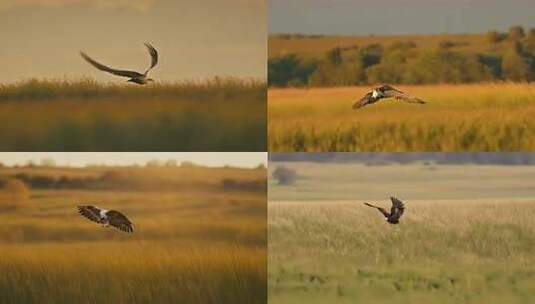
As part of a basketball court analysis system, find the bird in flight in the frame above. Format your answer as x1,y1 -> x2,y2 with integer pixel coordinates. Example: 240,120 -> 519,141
80,43 -> 158,85
352,84 -> 426,109
77,206 -> 134,233
364,196 -> 405,224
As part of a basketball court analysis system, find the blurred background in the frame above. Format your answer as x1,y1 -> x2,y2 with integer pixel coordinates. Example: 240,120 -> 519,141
0,0 -> 266,83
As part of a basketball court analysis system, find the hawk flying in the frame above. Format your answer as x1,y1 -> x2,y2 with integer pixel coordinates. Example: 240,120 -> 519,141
77,206 -> 134,233
364,196 -> 405,224
352,84 -> 426,109
80,43 -> 158,85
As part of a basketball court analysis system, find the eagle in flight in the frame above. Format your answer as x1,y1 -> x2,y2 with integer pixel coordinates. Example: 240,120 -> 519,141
80,43 -> 158,85
364,196 -> 405,224
77,206 -> 134,233
352,84 -> 426,109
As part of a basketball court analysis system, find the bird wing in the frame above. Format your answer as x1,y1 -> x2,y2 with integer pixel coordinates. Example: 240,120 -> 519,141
144,42 -> 158,74
107,210 -> 134,233
352,92 -> 376,109
389,197 -> 405,220
383,87 -> 426,104
80,52 -> 143,78
364,202 -> 390,217
78,206 -> 102,223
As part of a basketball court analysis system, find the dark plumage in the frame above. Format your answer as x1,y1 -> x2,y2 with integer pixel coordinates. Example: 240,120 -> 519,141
80,43 -> 158,85
364,197 -> 405,224
77,205 -> 134,233
352,84 -> 426,109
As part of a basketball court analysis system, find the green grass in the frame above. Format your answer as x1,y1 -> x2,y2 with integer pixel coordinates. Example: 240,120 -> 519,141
0,165 -> 267,304
0,79 -> 266,151
268,161 -> 535,303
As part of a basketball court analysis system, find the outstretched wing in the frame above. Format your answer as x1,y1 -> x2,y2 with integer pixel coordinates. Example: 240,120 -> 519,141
78,206 -> 102,223
80,52 -> 143,78
107,210 -> 134,233
364,202 -> 390,217
353,92 -> 377,109
389,197 -> 405,221
144,43 -> 158,74
382,86 -> 426,104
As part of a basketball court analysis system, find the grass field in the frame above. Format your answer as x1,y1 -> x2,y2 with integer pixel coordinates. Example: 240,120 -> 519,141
0,164 -> 267,304
268,83 -> 535,151
268,161 -> 535,303
268,33 -> 492,59
0,79 -> 266,151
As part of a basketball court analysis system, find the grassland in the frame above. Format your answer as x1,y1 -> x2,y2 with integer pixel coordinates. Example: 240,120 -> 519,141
0,78 -> 266,151
0,164 -> 267,304
269,33 -> 489,59
268,83 -> 535,151
268,161 -> 535,303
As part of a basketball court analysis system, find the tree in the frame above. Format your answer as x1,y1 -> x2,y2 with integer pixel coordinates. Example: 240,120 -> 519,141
326,47 -> 343,66
502,44 -> 534,81
508,26 -> 525,41
486,31 -> 504,44
272,166 -> 297,186
0,179 -> 30,211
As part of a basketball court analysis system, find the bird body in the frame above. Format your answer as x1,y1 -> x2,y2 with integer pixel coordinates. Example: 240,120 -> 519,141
364,196 -> 405,224
77,205 -> 134,233
353,84 -> 426,109
80,43 -> 158,85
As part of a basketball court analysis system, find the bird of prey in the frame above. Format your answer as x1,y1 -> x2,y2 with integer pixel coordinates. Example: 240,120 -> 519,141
364,197 -> 405,224
80,43 -> 158,85
77,206 -> 134,233
352,84 -> 426,109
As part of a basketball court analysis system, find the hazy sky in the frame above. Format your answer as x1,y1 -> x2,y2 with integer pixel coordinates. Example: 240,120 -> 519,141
0,0 -> 266,83
269,0 -> 535,35
0,152 -> 267,168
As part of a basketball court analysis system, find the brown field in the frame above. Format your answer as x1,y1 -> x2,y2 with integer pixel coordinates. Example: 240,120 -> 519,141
268,83 -> 535,151
269,33 -> 501,59
0,164 -> 267,304
0,79 -> 266,151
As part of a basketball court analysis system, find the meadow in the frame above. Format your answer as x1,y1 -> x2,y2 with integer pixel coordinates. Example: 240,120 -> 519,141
268,161 -> 535,303
268,83 -> 535,151
0,164 -> 267,304
0,78 -> 266,151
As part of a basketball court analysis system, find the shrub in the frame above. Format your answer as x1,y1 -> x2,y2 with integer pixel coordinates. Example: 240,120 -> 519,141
508,26 -> 525,40
0,179 -> 30,211
272,166 -> 297,186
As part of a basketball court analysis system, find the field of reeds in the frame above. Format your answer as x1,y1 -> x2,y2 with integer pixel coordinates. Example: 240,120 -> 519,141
0,164 -> 267,304
268,83 -> 535,151
0,78 -> 266,151
268,161 -> 535,303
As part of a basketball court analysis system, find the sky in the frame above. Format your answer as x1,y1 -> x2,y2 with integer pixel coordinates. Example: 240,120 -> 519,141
0,0 -> 266,83
0,152 -> 267,168
269,0 -> 535,35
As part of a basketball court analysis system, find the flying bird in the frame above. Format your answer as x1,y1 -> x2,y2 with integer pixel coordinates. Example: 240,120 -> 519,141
80,43 -> 158,85
364,196 -> 405,224
352,84 -> 426,109
77,206 -> 134,233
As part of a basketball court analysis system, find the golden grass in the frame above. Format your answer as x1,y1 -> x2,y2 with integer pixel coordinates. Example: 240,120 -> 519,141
268,83 -> 535,151
0,165 -> 267,303
0,79 -> 266,151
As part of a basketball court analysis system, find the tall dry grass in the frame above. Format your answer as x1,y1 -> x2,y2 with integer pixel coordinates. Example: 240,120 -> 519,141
269,83 -> 535,151
0,79 -> 266,151
269,200 -> 535,304
0,165 -> 267,303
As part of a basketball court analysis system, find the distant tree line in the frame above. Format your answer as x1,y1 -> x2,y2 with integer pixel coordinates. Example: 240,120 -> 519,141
269,26 -> 535,87
0,171 -> 266,193
270,153 -> 535,165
